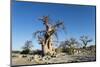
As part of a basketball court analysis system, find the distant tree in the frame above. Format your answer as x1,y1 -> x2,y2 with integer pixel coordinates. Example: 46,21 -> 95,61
58,41 -> 66,48
58,38 -> 79,54
80,35 -> 92,49
12,51 -> 20,54
65,38 -> 79,54
21,40 -> 33,54
65,38 -> 78,48
57,41 -> 66,53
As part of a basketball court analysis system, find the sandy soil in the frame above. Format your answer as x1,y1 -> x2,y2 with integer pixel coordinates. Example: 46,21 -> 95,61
12,53 -> 96,66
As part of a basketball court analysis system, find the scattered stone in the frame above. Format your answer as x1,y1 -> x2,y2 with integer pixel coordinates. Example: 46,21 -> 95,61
43,55 -> 51,60
27,56 -> 34,62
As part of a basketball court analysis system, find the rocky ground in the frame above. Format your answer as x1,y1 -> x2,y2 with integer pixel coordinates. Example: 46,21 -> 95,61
12,52 -> 96,66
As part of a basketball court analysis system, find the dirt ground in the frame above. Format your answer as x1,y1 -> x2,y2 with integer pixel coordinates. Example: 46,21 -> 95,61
12,53 -> 96,66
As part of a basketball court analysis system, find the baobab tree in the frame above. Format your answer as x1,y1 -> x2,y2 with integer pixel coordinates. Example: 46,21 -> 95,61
34,16 -> 65,56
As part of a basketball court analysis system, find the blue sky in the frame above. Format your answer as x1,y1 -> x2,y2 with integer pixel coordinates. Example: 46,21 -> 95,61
12,1 -> 96,50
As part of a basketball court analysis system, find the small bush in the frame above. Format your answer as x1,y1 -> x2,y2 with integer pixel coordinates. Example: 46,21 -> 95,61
22,55 -> 27,58
33,50 -> 42,55
67,48 -> 74,55
20,49 -> 30,54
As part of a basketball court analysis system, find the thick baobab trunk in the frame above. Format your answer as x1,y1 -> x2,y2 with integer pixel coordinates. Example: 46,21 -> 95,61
42,44 -> 48,56
34,16 -> 63,56
40,34 -> 54,56
42,38 -> 54,56
48,37 -> 54,54
41,16 -> 55,56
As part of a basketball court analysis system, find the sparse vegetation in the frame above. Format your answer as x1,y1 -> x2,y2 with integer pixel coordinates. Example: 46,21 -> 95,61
80,36 -> 92,49
58,38 -> 79,55
20,40 -> 33,54
12,16 -> 96,66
